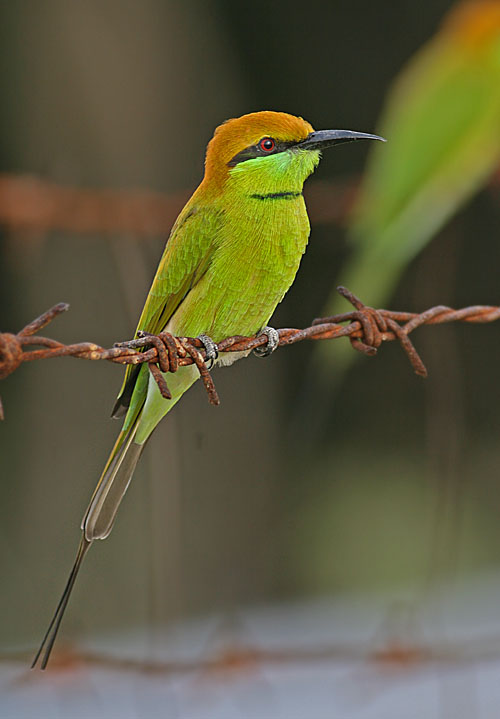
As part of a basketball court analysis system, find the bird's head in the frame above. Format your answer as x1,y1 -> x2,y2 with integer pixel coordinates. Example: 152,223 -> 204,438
203,111 -> 384,194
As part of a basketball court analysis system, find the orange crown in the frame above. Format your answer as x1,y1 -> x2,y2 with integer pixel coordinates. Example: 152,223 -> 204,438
203,111 -> 314,187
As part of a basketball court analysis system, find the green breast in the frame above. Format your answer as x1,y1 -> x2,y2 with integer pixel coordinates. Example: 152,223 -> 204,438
170,193 -> 310,340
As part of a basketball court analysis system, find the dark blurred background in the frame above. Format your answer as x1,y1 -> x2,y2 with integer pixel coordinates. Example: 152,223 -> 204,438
1,0 -> 499,666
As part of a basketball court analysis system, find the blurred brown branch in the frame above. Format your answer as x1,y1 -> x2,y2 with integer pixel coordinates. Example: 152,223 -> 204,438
0,174 -> 355,236
1,287 -> 499,420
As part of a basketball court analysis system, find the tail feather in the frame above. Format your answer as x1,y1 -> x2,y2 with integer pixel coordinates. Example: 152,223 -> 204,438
33,421 -> 146,669
31,537 -> 91,670
33,363 -> 193,669
82,424 -> 145,541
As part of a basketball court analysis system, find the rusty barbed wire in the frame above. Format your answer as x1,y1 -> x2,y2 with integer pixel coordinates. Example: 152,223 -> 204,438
1,287 -> 499,420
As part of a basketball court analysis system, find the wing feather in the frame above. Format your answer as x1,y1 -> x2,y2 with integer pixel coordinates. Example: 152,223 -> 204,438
112,200 -> 222,416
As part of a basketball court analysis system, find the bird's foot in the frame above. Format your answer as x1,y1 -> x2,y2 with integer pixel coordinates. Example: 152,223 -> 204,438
253,326 -> 280,357
197,334 -> 219,369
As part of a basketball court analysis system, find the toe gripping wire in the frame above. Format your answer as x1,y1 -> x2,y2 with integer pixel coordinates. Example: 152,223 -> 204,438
128,330 -> 221,406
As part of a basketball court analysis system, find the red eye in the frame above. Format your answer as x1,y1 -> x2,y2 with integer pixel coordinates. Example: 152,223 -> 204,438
259,137 -> 275,152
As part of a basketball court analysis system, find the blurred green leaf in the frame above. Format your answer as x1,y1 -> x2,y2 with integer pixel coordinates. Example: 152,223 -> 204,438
314,0 -> 500,382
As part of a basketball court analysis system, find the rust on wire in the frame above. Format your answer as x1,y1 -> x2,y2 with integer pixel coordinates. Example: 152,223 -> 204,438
1,287 -> 499,419
0,171 -> 498,237
0,174 -> 354,237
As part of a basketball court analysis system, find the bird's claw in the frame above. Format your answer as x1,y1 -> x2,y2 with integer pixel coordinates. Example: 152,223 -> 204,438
197,334 -> 218,369
253,326 -> 280,357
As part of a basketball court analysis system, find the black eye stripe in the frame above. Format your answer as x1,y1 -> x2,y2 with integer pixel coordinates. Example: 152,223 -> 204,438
228,138 -> 295,167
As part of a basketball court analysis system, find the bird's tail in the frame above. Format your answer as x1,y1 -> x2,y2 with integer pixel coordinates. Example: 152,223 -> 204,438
32,420 -> 146,670
33,363 -> 199,669
31,535 -> 91,670
81,422 -> 145,541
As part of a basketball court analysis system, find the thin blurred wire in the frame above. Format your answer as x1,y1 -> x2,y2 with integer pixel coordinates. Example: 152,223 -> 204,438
0,169 -> 497,237
0,173 -> 356,236
4,626 -> 500,676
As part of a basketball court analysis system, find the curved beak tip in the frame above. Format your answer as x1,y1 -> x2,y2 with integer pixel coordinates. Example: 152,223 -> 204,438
338,131 -> 386,144
296,129 -> 386,151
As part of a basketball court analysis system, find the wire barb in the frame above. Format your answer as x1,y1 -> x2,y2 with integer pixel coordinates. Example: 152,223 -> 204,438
1,287 -> 499,418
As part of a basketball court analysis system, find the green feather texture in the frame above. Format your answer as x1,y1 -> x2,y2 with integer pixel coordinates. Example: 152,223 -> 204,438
313,0 -> 500,385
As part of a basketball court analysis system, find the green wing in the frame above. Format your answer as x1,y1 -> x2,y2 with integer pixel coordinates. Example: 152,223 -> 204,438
112,199 -> 223,417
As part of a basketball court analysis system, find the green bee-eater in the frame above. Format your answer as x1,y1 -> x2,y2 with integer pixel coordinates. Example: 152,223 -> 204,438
33,111 -> 383,668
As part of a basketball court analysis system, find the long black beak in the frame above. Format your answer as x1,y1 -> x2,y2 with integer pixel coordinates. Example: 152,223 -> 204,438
295,129 -> 386,151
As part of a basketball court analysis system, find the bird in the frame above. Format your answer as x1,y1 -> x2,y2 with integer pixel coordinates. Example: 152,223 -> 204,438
32,111 -> 384,668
